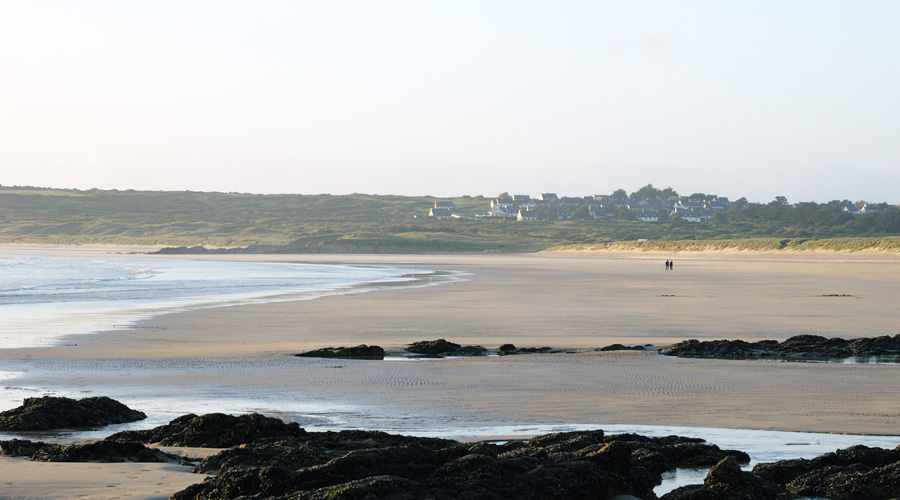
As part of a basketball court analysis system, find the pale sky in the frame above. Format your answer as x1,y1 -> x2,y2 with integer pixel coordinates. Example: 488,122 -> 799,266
1,1 -> 899,203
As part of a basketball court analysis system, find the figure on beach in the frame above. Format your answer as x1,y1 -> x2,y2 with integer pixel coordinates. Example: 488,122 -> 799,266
670,260 -> 674,270
665,260 -> 670,270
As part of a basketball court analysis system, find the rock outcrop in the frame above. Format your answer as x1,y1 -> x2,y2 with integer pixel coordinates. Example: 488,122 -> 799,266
107,412 -> 305,447
296,344 -> 385,360
754,445 -> 900,500
11,408 -> 898,500
599,344 -> 646,352
498,344 -> 555,355
660,334 -> 900,361
662,456 -> 784,499
664,445 -> 900,500
0,396 -> 146,431
0,438 -> 180,463
145,417 -> 747,500
405,339 -> 488,357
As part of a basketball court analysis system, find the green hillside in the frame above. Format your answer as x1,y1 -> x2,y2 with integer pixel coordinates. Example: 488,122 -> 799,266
1,186 -> 899,253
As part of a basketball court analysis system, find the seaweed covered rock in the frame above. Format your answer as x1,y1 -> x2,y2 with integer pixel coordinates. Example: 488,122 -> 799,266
498,343 -> 555,355
664,444 -> 900,500
405,339 -> 487,357
660,334 -> 900,361
0,438 -> 179,463
753,445 -> 900,499
193,430 -> 459,474
662,456 -> 784,500
107,412 -> 305,447
0,396 -> 146,431
160,416 -> 754,500
599,344 -> 646,352
295,344 -> 385,360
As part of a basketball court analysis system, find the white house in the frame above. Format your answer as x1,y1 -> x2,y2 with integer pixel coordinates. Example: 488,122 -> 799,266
517,209 -> 537,221
589,205 -> 613,218
429,208 -> 452,219
634,210 -> 659,222
844,203 -> 880,215
488,206 -> 517,217
539,193 -> 558,202
491,198 -> 515,210
673,208 -> 714,222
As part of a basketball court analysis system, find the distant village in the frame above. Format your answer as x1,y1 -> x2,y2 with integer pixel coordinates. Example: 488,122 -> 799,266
422,192 -> 883,222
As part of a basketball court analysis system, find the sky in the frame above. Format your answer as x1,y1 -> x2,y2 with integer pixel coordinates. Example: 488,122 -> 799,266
1,1 -> 899,203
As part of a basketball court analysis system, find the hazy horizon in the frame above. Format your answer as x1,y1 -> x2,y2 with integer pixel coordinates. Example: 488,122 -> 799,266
2,1 -> 899,203
3,181 -> 892,206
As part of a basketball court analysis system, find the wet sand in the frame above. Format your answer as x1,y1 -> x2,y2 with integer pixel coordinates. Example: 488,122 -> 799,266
2,249 -> 900,499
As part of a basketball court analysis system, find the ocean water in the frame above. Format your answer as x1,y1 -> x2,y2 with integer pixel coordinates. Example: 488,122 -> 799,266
0,254 -> 439,349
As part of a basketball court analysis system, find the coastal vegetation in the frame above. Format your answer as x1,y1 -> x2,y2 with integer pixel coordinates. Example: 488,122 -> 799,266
1,185 -> 899,252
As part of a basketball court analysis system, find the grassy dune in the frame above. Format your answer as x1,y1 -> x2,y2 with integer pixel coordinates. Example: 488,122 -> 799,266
555,237 -> 900,252
2,186 -> 899,253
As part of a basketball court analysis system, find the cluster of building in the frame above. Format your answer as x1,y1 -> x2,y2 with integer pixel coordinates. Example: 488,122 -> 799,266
485,193 -> 571,221
843,202 -> 880,215
426,195 -> 886,222
428,193 -> 735,222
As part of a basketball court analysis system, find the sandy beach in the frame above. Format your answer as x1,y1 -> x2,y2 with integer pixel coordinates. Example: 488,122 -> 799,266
2,248 -> 900,499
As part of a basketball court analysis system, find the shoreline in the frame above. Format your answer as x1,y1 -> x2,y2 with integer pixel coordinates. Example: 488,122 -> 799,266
1,250 -> 900,435
2,415 -> 898,500
0,250 -> 463,351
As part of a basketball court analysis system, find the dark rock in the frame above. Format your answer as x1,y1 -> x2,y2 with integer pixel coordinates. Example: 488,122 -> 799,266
0,396 -> 146,431
673,442 -> 751,467
193,430 -> 460,475
301,475 -> 419,500
152,415 -> 759,500
0,438 -> 179,463
107,412 -> 305,447
599,344 -> 646,352
752,457 -> 815,485
604,433 -> 705,446
405,339 -> 487,357
785,463 -> 870,498
296,344 -> 385,360
499,343 -> 518,354
662,456 -> 783,500
499,344 -> 555,355
660,334 -> 900,361
0,438 -> 43,457
137,412 -> 900,500
753,444 -> 900,499
526,429 -> 607,455
192,439 -> 329,474
405,339 -> 461,356
455,345 -> 490,356
591,433 -> 748,469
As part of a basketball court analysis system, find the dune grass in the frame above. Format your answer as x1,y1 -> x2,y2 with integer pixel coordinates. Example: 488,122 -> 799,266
2,186 -> 899,253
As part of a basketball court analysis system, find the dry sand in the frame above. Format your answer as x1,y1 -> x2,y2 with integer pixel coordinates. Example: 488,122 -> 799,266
3,248 -> 900,498
0,447 -> 215,500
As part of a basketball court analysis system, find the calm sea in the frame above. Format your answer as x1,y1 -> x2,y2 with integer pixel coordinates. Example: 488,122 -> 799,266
0,254 -> 430,349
